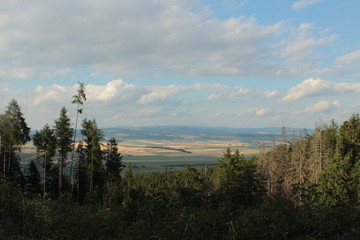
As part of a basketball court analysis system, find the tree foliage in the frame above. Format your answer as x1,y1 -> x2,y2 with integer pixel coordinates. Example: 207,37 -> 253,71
2,97 -> 360,239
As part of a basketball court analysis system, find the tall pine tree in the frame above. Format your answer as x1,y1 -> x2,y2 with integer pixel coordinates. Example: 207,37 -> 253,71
54,107 -> 73,195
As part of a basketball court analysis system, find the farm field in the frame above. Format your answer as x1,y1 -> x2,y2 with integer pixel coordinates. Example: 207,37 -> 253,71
21,126 -> 295,173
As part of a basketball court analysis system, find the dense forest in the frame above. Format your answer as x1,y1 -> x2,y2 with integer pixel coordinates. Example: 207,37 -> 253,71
1,84 -> 360,239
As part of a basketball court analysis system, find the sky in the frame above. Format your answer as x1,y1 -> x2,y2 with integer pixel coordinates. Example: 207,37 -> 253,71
0,0 -> 359,130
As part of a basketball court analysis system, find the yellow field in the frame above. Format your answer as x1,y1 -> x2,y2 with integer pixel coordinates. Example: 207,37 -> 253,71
116,139 -> 257,157
21,138 -> 259,158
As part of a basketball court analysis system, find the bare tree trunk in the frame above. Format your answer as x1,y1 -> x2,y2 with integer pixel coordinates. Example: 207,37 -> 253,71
77,157 -> 80,201
59,156 -> 63,196
0,136 -> 2,179
8,146 -> 11,173
3,152 -> 5,179
43,153 -> 47,200
70,103 -> 80,189
89,154 -> 93,193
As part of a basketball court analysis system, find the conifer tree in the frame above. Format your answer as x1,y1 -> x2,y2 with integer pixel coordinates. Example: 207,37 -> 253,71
54,107 -> 73,194
70,82 -> 86,185
0,99 -> 30,181
104,137 -> 124,181
25,160 -> 41,194
314,114 -> 360,207
33,124 -> 57,198
75,140 -> 87,203
80,118 -> 104,193
217,148 -> 260,205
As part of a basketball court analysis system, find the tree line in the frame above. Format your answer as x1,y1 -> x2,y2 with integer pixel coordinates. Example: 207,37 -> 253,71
1,83 -> 360,239
0,83 -> 124,204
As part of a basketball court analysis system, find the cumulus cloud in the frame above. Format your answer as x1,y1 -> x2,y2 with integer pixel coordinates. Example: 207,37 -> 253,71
231,87 -> 251,96
280,77 -> 360,102
298,100 -> 341,114
137,85 -> 185,104
315,49 -> 360,76
292,0 -> 322,10
279,23 -> 335,61
239,107 -> 271,117
0,0 -> 338,86
86,79 -> 138,102
32,84 -> 70,106
207,94 -> 222,101
255,108 -> 267,116
262,90 -> 279,99
0,78 -> 352,130
336,49 -> 360,65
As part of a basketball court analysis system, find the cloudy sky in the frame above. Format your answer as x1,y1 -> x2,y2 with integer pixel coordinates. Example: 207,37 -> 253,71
0,0 -> 359,130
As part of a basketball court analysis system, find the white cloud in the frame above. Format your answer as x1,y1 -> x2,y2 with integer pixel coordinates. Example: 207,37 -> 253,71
239,107 -> 271,117
231,87 -> 251,96
255,108 -> 267,116
137,85 -> 185,104
39,67 -> 72,80
0,79 -> 353,130
32,84 -> 69,106
262,90 -> 278,99
280,77 -> 360,102
86,79 -> 138,102
292,0 -> 322,10
302,100 -> 341,114
207,94 -> 222,101
279,24 -> 335,61
0,0 -> 338,86
336,49 -> 360,65
315,49 -> 360,77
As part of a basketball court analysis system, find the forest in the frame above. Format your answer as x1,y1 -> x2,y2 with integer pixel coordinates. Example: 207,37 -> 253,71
1,83 -> 360,239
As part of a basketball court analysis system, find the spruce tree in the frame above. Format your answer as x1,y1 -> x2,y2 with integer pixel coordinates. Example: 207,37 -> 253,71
33,124 -> 57,198
25,160 -> 41,194
54,107 -> 73,194
80,119 -> 104,193
104,137 -> 124,181
0,99 -> 30,181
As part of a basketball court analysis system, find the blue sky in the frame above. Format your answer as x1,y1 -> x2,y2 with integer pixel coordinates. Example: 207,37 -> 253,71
0,0 -> 359,130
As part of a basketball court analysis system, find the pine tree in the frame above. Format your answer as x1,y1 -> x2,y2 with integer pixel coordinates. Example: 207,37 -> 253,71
75,141 -> 87,203
0,99 -> 30,181
314,114 -> 360,207
54,107 -> 73,194
70,82 -> 86,186
122,163 -> 135,207
217,148 -> 260,205
80,119 -> 104,193
33,124 -> 57,198
25,160 -> 41,194
104,137 -> 124,181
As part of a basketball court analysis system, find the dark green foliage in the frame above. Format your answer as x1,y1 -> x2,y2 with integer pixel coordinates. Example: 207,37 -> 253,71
337,113 -> 360,162
314,114 -> 360,208
104,137 -> 124,180
2,97 -> 360,239
217,148 -> 263,205
54,107 -> 73,193
80,118 -> 105,198
313,156 -> 352,208
25,160 -> 41,194
0,99 -> 30,182
33,124 -> 57,198
74,141 -> 87,204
